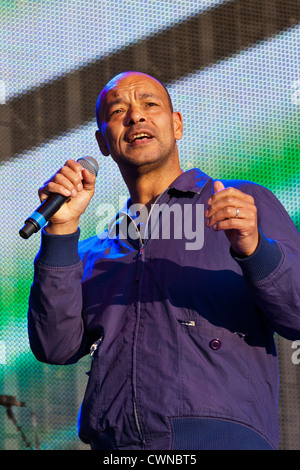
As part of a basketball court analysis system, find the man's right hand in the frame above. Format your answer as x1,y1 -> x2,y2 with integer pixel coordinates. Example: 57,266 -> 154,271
38,159 -> 96,235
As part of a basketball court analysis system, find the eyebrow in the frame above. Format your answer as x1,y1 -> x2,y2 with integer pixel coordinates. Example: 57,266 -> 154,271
105,98 -> 123,110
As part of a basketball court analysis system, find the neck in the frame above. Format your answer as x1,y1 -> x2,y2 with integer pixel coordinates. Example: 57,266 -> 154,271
120,158 -> 183,209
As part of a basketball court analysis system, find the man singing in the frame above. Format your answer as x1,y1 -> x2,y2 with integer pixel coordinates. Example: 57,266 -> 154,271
28,71 -> 300,450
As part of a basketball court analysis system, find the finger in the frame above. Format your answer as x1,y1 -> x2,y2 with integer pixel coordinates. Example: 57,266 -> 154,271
206,197 -> 255,225
208,200 -> 257,227
38,179 -> 71,201
212,216 -> 257,237
205,194 -> 244,218
62,159 -> 97,191
58,165 -> 83,192
81,168 -> 96,189
38,189 -> 50,203
211,205 -> 257,231
206,205 -> 242,226
213,180 -> 225,193
39,178 -> 74,198
208,194 -> 249,212
64,159 -> 84,179
209,186 -> 255,206
39,161 -> 83,197
38,170 -> 80,201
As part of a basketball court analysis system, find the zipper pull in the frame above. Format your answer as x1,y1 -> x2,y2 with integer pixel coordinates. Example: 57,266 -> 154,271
89,336 -> 104,359
135,244 -> 144,281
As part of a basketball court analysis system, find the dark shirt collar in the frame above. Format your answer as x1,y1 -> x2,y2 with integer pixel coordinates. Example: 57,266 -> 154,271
114,168 -> 212,225
168,168 -> 212,194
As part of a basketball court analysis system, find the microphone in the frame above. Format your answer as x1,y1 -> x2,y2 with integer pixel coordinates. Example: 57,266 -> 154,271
0,395 -> 26,408
19,156 -> 99,239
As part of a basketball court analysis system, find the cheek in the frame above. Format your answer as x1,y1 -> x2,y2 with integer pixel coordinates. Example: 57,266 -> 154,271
104,126 -> 121,150
160,121 -> 176,144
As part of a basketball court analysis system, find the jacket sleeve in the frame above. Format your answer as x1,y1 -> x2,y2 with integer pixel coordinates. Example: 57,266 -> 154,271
27,229 -> 90,365
231,183 -> 300,340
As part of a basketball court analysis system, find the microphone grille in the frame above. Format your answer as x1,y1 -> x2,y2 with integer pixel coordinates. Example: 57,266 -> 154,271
77,156 -> 99,177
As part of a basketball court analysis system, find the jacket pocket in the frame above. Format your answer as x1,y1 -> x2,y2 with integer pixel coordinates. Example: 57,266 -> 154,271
177,317 -> 252,423
78,336 -> 104,442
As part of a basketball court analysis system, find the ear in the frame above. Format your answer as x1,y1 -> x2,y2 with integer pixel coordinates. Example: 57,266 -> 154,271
95,129 -> 110,156
172,111 -> 183,141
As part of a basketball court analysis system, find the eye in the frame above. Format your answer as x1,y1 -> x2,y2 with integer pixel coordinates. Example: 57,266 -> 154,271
108,108 -> 124,120
146,102 -> 158,107
111,109 -> 123,115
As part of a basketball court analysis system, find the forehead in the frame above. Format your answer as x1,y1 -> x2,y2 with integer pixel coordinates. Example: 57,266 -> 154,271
102,74 -> 169,107
96,73 -> 172,125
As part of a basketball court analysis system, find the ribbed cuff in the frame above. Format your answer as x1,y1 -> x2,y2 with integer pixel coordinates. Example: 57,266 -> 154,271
171,417 -> 274,450
35,228 -> 81,267
231,229 -> 283,283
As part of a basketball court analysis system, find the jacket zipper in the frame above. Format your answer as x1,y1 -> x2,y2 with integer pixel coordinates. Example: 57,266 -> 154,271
120,217 -> 145,446
135,244 -> 144,281
123,190 -> 170,448
134,240 -> 146,447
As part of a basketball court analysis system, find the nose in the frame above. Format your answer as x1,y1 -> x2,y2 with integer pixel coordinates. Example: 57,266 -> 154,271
125,105 -> 145,126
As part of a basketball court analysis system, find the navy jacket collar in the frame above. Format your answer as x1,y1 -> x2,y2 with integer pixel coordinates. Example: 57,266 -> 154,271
168,168 -> 211,194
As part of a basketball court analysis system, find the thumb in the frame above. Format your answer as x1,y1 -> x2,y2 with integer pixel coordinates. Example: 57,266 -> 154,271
82,168 -> 96,193
213,180 -> 225,193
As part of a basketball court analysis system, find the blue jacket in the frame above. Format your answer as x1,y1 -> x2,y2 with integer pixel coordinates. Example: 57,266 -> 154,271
28,169 -> 300,450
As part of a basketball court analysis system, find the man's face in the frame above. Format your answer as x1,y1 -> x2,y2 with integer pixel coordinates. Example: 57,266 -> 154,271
96,73 -> 183,172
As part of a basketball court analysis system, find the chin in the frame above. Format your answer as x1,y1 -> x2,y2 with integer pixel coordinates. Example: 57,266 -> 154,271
121,153 -> 161,168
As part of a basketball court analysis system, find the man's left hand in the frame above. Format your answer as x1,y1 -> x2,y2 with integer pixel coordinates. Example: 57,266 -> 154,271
205,181 -> 259,257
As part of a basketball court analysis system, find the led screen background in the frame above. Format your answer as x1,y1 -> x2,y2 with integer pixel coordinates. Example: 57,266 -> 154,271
0,0 -> 299,450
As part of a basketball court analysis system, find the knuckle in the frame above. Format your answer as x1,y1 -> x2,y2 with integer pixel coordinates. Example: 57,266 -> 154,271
53,173 -> 63,183
225,206 -> 232,216
227,187 -> 235,195
60,162 -> 82,182
248,207 -> 257,221
59,165 -> 70,176
74,172 -> 82,184
48,180 -> 58,190
74,161 -> 83,171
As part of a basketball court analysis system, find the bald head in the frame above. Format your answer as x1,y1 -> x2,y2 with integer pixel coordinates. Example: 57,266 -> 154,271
95,71 -> 173,128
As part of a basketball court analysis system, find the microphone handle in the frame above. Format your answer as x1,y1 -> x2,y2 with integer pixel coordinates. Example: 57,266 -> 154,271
19,193 -> 68,239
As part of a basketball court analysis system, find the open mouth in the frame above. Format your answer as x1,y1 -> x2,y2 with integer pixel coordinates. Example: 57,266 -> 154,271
127,132 -> 154,144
